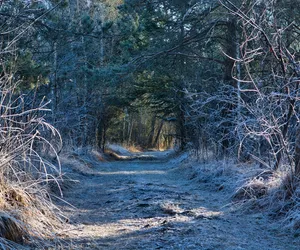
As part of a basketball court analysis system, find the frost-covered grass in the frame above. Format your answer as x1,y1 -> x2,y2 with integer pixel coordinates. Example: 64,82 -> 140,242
0,75 -> 65,248
177,154 -> 300,232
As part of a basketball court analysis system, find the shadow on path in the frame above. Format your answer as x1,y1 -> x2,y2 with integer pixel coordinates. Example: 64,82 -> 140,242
56,151 -> 300,250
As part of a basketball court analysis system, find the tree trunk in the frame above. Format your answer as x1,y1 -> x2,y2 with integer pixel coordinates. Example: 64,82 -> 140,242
128,118 -> 134,146
153,120 -> 164,149
178,109 -> 186,150
102,121 -> 107,151
176,9 -> 188,150
294,125 -> 300,177
147,116 -> 156,148
221,18 -> 238,156
51,42 -> 58,124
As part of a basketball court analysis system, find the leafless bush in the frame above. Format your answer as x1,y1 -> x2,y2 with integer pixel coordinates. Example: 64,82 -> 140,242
215,0 -> 300,229
219,0 -> 300,169
184,83 -> 243,159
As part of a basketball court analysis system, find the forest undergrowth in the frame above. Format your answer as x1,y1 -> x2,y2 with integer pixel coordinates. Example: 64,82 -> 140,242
182,153 -> 300,235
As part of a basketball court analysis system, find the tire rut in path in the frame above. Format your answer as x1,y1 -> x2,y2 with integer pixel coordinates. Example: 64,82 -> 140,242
59,159 -> 300,250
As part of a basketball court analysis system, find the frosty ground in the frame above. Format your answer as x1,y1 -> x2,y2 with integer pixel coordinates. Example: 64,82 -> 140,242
56,150 -> 300,249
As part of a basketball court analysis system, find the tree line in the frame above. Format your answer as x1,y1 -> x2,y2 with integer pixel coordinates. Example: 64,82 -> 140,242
2,0 -> 300,176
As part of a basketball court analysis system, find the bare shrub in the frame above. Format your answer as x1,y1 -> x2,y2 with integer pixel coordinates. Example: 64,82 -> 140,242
233,178 -> 268,200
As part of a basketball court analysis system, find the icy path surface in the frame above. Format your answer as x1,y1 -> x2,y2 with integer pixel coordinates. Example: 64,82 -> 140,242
59,152 -> 300,249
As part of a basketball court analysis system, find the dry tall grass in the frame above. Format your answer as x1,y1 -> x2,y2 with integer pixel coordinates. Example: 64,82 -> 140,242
0,70 -> 64,248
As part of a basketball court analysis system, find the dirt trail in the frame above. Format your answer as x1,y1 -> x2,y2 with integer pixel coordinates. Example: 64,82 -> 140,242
58,152 -> 300,249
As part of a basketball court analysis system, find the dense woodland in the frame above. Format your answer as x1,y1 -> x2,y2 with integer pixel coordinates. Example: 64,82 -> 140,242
2,0 -> 299,170
1,0 -> 300,247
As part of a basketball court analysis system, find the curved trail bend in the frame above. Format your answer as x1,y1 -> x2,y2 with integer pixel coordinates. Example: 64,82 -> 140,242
59,151 -> 300,249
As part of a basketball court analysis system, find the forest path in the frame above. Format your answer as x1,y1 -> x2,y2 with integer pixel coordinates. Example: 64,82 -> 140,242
58,152 -> 299,249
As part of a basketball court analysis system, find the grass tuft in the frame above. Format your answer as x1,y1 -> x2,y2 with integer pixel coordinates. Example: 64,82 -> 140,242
0,213 -> 27,244
233,178 -> 268,200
